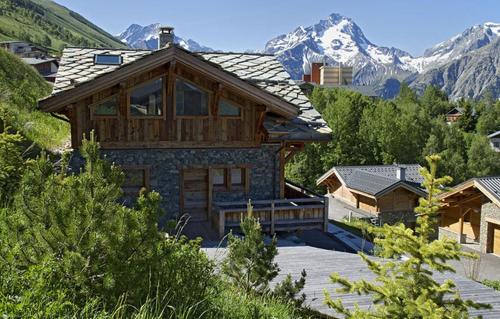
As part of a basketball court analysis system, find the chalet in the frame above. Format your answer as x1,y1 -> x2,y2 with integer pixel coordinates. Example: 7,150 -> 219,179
317,164 -> 426,226
488,131 -> 500,152
445,107 -> 464,123
22,57 -> 59,82
439,176 -> 500,255
0,40 -> 49,58
38,27 -> 331,237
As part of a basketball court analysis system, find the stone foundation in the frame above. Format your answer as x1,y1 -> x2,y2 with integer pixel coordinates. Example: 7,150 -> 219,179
69,145 -> 282,220
479,202 -> 500,253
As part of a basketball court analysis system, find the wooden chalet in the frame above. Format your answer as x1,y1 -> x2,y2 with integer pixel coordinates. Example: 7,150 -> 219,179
439,176 -> 500,255
38,27 -> 331,237
317,165 -> 426,226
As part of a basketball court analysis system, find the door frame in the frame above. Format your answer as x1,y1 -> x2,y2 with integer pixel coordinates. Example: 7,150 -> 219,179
486,217 -> 500,255
179,166 -> 212,221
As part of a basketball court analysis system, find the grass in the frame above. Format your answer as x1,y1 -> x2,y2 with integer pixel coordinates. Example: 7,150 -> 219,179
0,48 -> 69,150
0,0 -> 126,53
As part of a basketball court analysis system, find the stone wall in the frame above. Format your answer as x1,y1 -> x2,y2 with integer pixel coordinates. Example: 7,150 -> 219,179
69,145 -> 281,220
479,201 -> 500,253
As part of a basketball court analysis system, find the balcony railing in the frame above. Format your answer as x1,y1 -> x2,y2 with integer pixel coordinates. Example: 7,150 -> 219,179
212,182 -> 328,238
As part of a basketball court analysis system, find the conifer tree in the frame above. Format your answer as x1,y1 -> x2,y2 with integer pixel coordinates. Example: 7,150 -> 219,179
325,155 -> 491,318
222,201 -> 306,305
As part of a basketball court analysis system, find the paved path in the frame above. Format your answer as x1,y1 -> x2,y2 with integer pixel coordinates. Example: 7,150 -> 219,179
327,223 -> 374,254
205,246 -> 500,318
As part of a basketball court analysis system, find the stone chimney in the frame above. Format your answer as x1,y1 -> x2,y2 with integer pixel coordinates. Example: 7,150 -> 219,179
396,166 -> 406,181
158,26 -> 175,49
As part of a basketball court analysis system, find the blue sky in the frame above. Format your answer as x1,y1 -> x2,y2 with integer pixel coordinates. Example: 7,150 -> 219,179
55,0 -> 500,56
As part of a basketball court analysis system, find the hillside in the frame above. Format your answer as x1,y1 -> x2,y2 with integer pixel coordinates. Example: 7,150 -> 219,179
0,48 -> 69,149
0,0 -> 126,53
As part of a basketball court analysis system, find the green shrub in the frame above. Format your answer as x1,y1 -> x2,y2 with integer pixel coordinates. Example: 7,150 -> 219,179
483,280 -> 500,291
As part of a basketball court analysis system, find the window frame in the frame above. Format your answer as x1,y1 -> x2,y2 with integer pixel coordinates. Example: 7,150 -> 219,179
173,76 -> 211,119
218,97 -> 242,119
210,165 -> 249,193
121,165 -> 151,195
89,94 -> 120,120
94,54 -> 122,65
127,76 -> 167,120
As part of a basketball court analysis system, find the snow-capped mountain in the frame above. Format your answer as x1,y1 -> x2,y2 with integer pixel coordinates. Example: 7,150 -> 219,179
410,22 -> 500,72
118,23 -> 213,52
264,14 -> 500,99
264,13 -> 418,84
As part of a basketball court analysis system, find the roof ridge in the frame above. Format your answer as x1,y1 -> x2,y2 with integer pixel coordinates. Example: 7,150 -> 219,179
64,46 -> 151,52
195,51 -> 275,56
337,164 -> 421,169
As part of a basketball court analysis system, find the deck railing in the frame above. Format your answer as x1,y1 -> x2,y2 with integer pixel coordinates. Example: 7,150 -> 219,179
212,186 -> 328,238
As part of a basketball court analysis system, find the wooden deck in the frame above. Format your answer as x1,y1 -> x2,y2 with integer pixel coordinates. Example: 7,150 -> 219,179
205,246 -> 500,318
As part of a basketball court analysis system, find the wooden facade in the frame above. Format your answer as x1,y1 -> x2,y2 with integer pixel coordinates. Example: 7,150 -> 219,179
65,62 -> 265,149
325,177 -> 420,215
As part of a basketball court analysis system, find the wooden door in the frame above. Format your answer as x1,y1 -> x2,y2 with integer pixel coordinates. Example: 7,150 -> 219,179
492,223 -> 500,255
181,168 -> 210,221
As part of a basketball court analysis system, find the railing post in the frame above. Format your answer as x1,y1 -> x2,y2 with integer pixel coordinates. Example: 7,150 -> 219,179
271,201 -> 275,235
219,210 -> 225,239
323,196 -> 329,232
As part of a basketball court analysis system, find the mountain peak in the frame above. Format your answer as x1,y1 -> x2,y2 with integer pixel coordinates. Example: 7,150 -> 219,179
118,23 -> 213,52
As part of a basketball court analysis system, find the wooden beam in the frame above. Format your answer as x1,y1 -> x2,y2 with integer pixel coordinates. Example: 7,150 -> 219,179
458,206 -> 464,243
279,147 -> 285,199
255,111 -> 266,143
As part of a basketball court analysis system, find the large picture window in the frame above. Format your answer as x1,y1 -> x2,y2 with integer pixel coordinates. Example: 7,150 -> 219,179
92,95 -> 118,117
130,78 -> 164,117
175,78 -> 209,116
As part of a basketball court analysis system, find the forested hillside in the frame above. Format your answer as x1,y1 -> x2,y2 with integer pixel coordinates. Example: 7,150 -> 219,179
287,85 -> 500,190
0,0 -> 126,52
0,48 -> 69,149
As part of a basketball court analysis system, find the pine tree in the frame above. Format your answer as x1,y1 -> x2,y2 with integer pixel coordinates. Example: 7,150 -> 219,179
325,155 -> 491,318
222,201 -> 307,305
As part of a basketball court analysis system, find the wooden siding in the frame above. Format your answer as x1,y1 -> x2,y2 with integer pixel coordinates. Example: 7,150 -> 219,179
68,62 -> 262,149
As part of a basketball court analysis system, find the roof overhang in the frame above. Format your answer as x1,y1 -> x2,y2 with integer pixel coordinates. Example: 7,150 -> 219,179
439,179 -> 500,207
39,46 -> 299,118
317,167 -> 344,187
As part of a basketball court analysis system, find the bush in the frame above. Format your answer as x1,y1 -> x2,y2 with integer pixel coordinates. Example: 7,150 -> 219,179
0,132 -> 217,316
483,280 -> 500,291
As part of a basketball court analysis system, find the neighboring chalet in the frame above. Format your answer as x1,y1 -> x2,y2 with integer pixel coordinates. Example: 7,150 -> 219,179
0,40 -> 48,58
38,27 -> 331,237
1,40 -> 58,82
488,131 -> 500,152
445,107 -> 464,123
22,57 -> 59,82
317,165 -> 425,226
439,176 -> 500,255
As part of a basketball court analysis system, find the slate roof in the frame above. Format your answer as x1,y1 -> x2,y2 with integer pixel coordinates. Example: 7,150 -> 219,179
476,176 -> 500,203
317,164 -> 425,197
487,130 -> 500,138
48,46 -> 330,139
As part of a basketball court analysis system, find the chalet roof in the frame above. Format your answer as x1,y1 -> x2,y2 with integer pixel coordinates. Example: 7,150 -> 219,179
487,130 -> 500,138
317,164 -> 426,198
21,57 -> 58,65
45,46 -> 330,139
440,176 -> 500,206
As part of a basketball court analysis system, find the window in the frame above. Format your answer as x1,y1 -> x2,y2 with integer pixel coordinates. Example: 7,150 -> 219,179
219,99 -> 241,117
175,78 -> 209,116
122,167 -> 149,195
94,54 -> 122,65
231,168 -> 243,186
92,96 -> 118,117
130,78 -> 164,117
213,168 -> 226,186
211,166 -> 248,192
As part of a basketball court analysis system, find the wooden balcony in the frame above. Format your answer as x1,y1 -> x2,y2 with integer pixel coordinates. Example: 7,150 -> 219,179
212,181 -> 328,238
